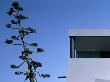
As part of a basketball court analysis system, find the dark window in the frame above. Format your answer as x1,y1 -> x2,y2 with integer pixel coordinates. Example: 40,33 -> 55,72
100,51 -> 110,58
76,51 -> 110,58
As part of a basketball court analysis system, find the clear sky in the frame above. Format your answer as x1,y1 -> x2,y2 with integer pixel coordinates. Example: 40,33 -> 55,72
1,0 -> 110,82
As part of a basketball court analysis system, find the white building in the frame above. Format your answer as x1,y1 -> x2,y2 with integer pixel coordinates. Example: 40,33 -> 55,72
67,29 -> 110,82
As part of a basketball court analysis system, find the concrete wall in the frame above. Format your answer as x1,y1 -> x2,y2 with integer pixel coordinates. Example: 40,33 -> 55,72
67,58 -> 110,82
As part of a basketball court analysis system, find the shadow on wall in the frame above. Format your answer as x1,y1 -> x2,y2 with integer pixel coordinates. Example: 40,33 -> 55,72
95,79 -> 110,82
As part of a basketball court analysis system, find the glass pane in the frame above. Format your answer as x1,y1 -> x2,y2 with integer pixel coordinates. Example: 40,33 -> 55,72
76,51 -> 110,58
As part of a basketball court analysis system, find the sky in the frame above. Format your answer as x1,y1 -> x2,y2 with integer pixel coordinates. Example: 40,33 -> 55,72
1,0 -> 110,82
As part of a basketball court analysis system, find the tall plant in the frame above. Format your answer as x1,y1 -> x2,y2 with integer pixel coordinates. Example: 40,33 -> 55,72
5,1 -> 50,82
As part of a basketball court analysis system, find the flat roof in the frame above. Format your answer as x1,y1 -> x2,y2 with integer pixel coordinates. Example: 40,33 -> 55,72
69,29 -> 110,36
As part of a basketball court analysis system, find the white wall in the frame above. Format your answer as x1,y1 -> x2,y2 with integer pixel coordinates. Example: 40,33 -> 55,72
69,29 -> 110,36
67,58 -> 110,82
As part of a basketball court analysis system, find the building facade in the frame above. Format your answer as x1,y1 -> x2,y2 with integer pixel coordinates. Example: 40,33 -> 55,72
67,29 -> 110,82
